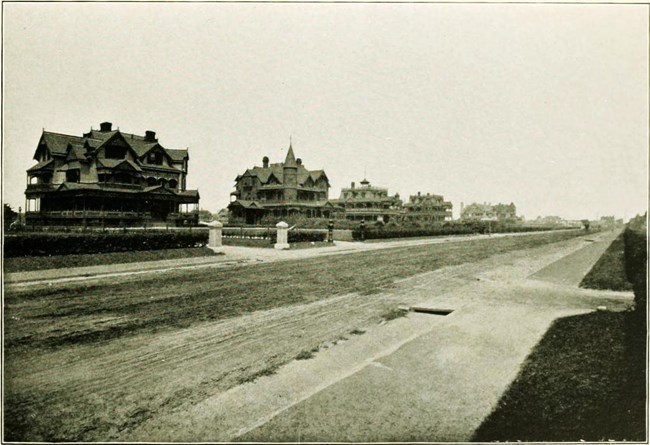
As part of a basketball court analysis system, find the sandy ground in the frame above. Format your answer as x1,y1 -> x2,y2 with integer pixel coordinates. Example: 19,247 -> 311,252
5,230 -> 627,441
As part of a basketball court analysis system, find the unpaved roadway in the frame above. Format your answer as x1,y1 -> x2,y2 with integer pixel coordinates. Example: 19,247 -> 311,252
4,230 -> 630,442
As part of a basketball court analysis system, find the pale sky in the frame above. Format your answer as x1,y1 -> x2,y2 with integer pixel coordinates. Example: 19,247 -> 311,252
3,2 -> 648,221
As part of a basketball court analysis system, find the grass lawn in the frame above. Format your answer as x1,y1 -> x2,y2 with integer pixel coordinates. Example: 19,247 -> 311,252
222,238 -> 333,249
580,233 -> 632,291
3,247 -> 218,273
473,310 -> 646,442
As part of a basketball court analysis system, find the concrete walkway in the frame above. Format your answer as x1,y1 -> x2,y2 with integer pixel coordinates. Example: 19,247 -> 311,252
5,229 -> 577,288
145,230 -> 627,442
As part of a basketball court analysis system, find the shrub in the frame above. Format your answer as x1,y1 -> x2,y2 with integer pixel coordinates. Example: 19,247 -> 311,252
623,214 -> 647,342
4,230 -> 209,258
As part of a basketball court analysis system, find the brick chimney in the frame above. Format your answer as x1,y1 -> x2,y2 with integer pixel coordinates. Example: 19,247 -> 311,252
351,182 -> 355,188
263,156 -> 269,168
144,130 -> 157,142
296,158 -> 302,166
99,122 -> 112,132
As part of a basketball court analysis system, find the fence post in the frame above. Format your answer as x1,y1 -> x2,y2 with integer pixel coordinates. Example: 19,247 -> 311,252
274,221 -> 290,250
208,220 -> 224,253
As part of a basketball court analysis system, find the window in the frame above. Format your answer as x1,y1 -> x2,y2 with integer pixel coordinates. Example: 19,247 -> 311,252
66,169 -> 80,183
148,152 -> 163,165
168,179 -> 178,189
105,145 -> 126,159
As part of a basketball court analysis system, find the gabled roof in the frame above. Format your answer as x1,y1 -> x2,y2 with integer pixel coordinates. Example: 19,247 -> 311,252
41,132 -> 85,156
58,161 -> 83,171
97,159 -> 143,172
36,127 -> 189,164
238,162 -> 329,188
228,200 -> 265,209
27,159 -> 54,173
167,149 -> 189,162
66,143 -> 87,162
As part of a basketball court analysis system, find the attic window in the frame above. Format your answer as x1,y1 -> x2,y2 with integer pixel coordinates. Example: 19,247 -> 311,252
105,145 -> 126,159
148,152 -> 163,165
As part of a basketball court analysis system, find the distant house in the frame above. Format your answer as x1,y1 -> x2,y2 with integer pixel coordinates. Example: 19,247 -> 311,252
228,144 -> 337,224
403,192 -> 452,223
24,122 -> 200,226
215,208 -> 230,223
460,202 -> 518,221
333,179 -> 403,223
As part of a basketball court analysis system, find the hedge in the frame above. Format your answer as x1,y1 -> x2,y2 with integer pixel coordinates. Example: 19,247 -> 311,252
4,231 -> 208,258
624,215 -> 647,320
269,231 -> 326,243
350,224 -> 567,241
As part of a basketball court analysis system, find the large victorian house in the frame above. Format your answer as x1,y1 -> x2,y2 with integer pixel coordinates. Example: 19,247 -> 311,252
403,192 -> 453,223
460,202 -> 518,221
334,179 -> 403,223
25,122 -> 200,226
229,144 -> 337,224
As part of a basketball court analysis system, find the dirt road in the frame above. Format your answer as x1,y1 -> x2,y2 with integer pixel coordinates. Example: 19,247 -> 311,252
4,230 -> 627,441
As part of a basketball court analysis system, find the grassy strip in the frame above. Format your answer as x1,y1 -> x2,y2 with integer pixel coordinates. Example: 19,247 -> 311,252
4,231 -> 581,352
473,311 -> 646,442
222,237 -> 272,248
580,234 -> 633,291
3,247 -> 217,273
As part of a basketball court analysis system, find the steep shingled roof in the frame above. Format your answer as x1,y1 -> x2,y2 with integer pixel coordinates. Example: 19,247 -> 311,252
26,159 -> 54,172
242,163 -> 328,187
39,128 -> 189,161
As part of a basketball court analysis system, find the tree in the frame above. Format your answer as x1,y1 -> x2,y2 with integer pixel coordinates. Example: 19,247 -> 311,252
4,204 -> 18,230
197,209 -> 213,222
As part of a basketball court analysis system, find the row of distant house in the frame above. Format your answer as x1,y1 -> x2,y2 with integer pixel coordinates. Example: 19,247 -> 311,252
227,146 -> 455,225
22,122 -> 518,227
227,145 -> 519,225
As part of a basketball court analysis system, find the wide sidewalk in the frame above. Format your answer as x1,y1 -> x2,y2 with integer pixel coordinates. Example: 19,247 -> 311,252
4,230 -> 576,287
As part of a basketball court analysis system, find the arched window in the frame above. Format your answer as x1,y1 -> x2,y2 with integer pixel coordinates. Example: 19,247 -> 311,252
168,179 -> 178,189
158,178 -> 166,187
147,177 -> 157,186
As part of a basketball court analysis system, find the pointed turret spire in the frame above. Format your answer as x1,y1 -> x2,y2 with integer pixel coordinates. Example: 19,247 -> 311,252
284,139 -> 297,168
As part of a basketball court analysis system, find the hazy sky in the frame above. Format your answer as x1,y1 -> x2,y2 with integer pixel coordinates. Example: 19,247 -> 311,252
3,2 -> 648,220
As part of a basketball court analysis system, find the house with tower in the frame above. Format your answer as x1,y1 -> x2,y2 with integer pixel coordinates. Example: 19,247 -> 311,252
228,143 -> 337,224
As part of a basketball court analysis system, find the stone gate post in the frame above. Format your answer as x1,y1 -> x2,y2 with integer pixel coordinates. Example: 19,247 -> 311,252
208,220 -> 224,253
275,221 -> 290,250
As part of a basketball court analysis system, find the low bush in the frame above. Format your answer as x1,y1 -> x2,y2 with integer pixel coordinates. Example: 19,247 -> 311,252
4,231 -> 208,258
